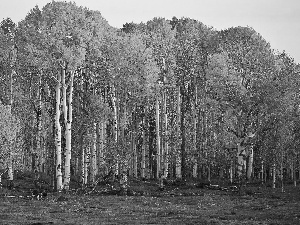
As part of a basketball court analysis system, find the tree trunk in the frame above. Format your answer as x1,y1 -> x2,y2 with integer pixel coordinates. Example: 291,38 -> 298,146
141,125 -> 146,179
193,85 -> 198,178
55,71 -> 63,191
63,70 -> 74,190
98,122 -> 105,175
293,158 -> 297,187
272,162 -> 276,189
261,161 -> 264,184
193,158 -> 198,178
176,86 -> 181,179
133,138 -> 138,178
180,87 -> 186,180
163,89 -> 169,178
156,95 -> 161,179
281,152 -> 284,192
247,146 -> 254,180
42,133 -> 47,174
83,147 -> 88,186
90,122 -> 97,183
7,144 -> 13,182
111,85 -> 119,176
36,72 -> 42,172
230,160 -> 233,184
237,142 -> 246,179
8,68 -> 14,184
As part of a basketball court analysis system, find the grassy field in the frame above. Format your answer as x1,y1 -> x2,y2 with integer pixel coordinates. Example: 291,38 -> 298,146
1,176 -> 300,225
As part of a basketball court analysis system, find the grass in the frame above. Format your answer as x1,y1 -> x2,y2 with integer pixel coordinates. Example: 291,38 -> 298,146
0,175 -> 300,224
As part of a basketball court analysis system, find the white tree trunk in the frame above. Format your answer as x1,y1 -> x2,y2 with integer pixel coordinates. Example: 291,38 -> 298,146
293,159 -> 297,187
8,69 -> 14,183
111,85 -> 119,176
55,71 -> 63,191
192,85 -> 198,179
237,142 -> 246,178
98,122 -> 105,173
63,71 -> 74,190
42,133 -> 47,174
272,162 -> 276,189
141,127 -> 146,178
281,152 -> 284,192
230,160 -> 233,184
176,86 -> 181,179
163,90 -> 169,178
156,96 -> 161,178
36,73 -> 42,172
90,122 -> 97,183
7,146 -> 13,181
247,146 -> 254,180
133,134 -> 138,178
81,147 -> 85,185
176,155 -> 182,179
261,161 -> 264,184
193,159 -> 198,178
84,147 -> 88,185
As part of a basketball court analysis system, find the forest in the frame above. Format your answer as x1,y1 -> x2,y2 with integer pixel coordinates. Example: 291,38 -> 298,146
1,0 -> 300,202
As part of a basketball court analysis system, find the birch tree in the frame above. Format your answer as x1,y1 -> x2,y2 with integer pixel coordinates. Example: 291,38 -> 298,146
18,1 -> 110,190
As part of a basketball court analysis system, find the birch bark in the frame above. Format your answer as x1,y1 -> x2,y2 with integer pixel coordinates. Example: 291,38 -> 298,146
247,146 -> 254,180
63,71 -> 74,190
55,71 -> 62,191
176,86 -> 181,178
156,95 -> 161,178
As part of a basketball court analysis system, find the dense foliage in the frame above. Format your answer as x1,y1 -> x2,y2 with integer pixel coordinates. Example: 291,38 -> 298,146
0,1 -> 299,190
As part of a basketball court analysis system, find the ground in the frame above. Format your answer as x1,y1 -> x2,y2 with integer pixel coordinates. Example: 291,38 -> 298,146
0,173 -> 300,225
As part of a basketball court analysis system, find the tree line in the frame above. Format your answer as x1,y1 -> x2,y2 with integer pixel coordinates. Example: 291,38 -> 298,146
0,1 -> 299,191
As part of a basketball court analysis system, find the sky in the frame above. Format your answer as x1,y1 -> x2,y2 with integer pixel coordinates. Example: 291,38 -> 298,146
1,0 -> 300,63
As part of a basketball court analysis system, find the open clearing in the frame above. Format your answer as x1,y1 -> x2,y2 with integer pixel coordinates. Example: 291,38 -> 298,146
1,178 -> 300,225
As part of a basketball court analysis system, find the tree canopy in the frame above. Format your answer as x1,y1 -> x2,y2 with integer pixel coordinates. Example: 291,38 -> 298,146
0,1 -> 299,190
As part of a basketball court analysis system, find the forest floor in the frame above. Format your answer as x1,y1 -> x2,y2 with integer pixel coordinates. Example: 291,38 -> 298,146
0,172 -> 300,225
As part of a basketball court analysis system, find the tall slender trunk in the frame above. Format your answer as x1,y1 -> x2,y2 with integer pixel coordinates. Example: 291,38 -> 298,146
7,51 -> 16,183
237,142 -> 246,179
281,151 -> 284,192
230,160 -> 233,184
192,159 -> 197,178
133,131 -> 138,178
141,101 -> 147,179
7,142 -> 13,182
272,162 -> 276,189
63,70 -> 74,190
247,146 -> 254,180
111,85 -> 119,175
43,133 -> 47,174
293,157 -> 297,187
90,122 -> 97,183
98,122 -> 105,174
180,87 -> 186,179
163,90 -> 169,178
176,86 -> 181,178
36,72 -> 42,172
141,123 -> 146,179
156,95 -> 161,179
261,160 -> 264,184
55,70 -> 62,191
192,85 -> 198,178
83,147 -> 88,186
81,146 -> 85,185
